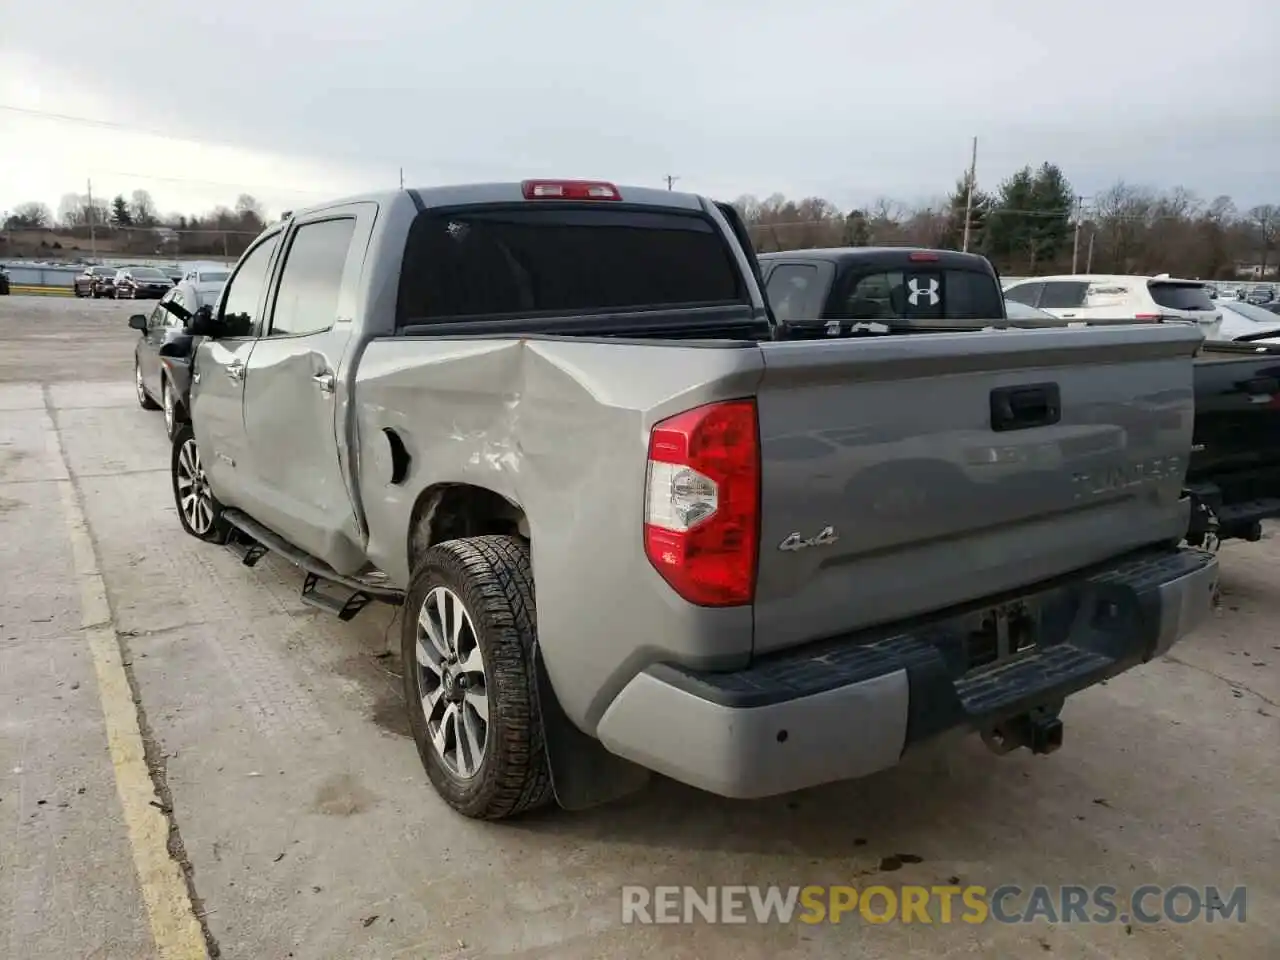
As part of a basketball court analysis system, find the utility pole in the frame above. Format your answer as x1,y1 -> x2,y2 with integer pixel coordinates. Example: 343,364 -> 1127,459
86,178 -> 98,261
1070,195 -> 1083,274
399,167 -> 404,190
1086,229 -> 1096,273
961,137 -> 977,253
664,174 -> 679,191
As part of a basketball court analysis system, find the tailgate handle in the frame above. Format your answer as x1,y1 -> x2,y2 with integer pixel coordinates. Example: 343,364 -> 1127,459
1244,376 -> 1278,397
990,383 -> 1060,432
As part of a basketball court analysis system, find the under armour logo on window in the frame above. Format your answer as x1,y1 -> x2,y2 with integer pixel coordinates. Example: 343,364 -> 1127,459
907,277 -> 940,306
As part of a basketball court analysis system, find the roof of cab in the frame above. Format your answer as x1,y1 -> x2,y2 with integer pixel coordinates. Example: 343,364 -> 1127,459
280,183 -> 709,223
758,247 -> 996,270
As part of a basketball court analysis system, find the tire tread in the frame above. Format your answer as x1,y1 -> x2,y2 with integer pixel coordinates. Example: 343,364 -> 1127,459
403,534 -> 553,820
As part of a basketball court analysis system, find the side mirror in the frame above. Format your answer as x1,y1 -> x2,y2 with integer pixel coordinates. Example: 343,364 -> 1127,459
128,314 -> 148,331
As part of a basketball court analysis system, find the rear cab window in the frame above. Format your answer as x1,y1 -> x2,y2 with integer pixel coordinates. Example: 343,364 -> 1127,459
395,205 -> 746,326
836,268 -> 1003,323
1149,281 -> 1214,312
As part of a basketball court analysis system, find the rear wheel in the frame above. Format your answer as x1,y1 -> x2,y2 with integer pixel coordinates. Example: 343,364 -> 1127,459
135,361 -> 159,410
161,378 -> 180,439
170,424 -> 231,543
402,535 -> 552,820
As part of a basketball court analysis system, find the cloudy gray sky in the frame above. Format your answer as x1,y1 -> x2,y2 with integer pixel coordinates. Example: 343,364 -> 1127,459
2,0 -> 1277,221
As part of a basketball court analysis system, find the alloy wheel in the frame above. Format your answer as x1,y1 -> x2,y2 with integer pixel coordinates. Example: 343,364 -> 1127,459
415,586 -> 489,779
175,438 -> 214,535
163,382 -> 175,435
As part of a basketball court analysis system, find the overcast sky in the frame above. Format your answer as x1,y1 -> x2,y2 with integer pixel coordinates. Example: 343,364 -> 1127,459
2,0 -> 1277,221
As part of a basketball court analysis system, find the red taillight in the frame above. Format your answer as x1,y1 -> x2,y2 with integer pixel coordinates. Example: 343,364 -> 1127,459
908,251 -> 939,262
1133,313 -> 1163,322
521,179 -> 621,201
643,400 -> 760,607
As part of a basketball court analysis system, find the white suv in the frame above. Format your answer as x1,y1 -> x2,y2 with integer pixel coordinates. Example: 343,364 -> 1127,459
1003,274 -> 1221,336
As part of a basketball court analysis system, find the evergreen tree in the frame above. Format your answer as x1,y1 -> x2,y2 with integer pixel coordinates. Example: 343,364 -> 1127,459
987,164 -> 1074,271
110,195 -> 133,228
844,209 -> 872,246
939,172 -> 992,251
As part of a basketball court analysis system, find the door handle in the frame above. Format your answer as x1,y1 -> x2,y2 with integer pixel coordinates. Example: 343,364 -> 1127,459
226,361 -> 245,382
312,372 -> 335,394
990,382 -> 1061,432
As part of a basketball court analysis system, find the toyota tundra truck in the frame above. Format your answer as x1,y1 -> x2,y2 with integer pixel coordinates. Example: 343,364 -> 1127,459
168,181 -> 1217,820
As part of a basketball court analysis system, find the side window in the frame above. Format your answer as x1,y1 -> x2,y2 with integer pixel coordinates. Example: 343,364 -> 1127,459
268,218 -> 357,337
147,301 -> 166,329
220,234 -> 281,337
1004,282 -> 1043,306
1038,281 -> 1088,309
764,264 -> 822,322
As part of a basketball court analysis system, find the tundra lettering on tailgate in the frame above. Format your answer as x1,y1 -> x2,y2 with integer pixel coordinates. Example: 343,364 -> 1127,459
1070,455 -> 1182,499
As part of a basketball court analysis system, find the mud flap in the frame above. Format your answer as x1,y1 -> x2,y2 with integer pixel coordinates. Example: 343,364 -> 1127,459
533,645 -> 650,811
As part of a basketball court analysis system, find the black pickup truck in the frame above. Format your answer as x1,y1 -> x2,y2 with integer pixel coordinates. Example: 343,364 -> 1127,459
759,247 -> 1280,548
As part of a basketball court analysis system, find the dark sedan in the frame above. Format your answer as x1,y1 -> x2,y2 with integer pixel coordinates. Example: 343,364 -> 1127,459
114,266 -> 173,299
130,284 -> 205,438
73,265 -> 119,298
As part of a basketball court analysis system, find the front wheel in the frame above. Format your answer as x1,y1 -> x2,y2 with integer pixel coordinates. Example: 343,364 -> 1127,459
402,535 -> 553,820
170,424 -> 231,543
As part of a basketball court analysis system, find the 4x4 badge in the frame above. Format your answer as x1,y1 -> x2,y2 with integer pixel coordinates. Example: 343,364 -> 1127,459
778,526 -> 839,552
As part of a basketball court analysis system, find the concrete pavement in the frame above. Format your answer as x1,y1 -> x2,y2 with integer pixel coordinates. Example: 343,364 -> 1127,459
0,297 -> 1277,958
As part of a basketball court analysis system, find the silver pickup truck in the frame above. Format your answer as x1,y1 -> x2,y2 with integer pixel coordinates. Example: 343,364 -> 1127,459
167,180 -> 1218,820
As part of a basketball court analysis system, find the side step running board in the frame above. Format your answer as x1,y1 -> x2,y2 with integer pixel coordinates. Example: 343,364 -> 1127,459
221,508 -> 404,621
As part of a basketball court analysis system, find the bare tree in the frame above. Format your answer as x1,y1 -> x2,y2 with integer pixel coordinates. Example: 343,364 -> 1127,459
5,201 -> 53,229
130,189 -> 158,227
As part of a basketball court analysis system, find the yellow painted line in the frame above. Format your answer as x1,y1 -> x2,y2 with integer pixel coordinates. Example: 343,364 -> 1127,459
48,417 -> 209,960
10,284 -> 74,296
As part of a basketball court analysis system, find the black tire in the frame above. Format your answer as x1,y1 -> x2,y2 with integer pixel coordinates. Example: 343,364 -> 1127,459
170,424 -> 232,544
161,378 -> 183,440
135,360 -> 160,410
402,535 -> 553,820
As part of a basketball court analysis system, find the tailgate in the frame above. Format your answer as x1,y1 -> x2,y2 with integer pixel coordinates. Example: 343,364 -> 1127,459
752,324 -> 1202,655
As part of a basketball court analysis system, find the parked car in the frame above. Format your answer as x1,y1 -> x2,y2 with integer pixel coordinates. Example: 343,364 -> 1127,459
1246,285 -> 1276,305
129,282 -> 208,438
1003,274 -> 1221,336
114,266 -> 173,299
761,246 -> 1280,547
73,265 -> 116,298
0,266 -> 9,296
179,264 -> 231,304
165,183 -> 1217,821
1215,298 -> 1280,343
998,276 -> 1218,335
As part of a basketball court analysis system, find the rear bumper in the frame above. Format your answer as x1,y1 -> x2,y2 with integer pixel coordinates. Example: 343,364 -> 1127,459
595,547 -> 1217,799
